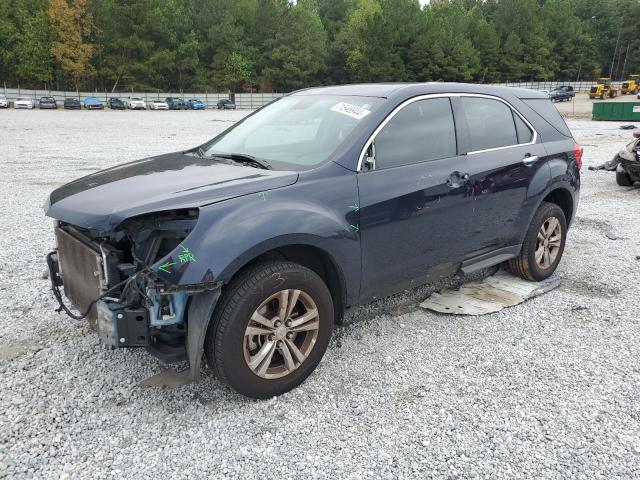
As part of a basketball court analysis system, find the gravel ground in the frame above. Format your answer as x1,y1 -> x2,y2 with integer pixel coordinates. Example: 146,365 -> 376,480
1,110 -> 639,479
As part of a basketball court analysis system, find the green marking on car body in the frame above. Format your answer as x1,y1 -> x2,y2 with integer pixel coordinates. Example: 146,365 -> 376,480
349,204 -> 360,212
178,245 -> 196,264
350,224 -> 360,233
258,191 -> 269,201
158,261 -> 176,273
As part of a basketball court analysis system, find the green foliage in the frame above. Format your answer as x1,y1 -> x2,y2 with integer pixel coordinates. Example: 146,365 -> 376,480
1,0 -> 639,91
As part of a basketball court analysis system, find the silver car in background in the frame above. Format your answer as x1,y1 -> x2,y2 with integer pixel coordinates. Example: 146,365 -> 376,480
149,99 -> 169,110
125,97 -> 146,110
0,95 -> 7,108
14,97 -> 34,109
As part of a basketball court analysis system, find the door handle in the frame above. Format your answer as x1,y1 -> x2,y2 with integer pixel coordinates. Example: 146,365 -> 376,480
522,155 -> 539,166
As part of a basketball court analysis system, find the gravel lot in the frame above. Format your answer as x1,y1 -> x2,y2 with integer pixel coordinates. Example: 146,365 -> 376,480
1,110 -> 639,479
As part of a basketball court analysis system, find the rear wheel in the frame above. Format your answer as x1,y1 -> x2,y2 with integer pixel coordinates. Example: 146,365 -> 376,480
508,202 -> 567,281
205,261 -> 334,399
616,166 -> 633,186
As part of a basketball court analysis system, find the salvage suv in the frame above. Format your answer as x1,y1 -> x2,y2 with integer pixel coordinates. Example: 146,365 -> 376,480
45,84 -> 581,398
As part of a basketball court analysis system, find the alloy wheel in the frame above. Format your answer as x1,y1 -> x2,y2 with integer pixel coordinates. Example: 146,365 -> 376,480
535,216 -> 562,269
243,289 -> 320,379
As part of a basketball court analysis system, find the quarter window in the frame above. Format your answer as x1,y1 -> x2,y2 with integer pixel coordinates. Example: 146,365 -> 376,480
461,97 -> 522,151
374,98 -> 457,169
513,112 -> 533,143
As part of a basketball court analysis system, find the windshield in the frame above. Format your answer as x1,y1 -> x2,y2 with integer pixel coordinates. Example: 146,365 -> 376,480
202,95 -> 383,170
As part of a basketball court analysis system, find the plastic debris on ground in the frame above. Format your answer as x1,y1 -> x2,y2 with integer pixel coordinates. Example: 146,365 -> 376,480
420,270 -> 560,315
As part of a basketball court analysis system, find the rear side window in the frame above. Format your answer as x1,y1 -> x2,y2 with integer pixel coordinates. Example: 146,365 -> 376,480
461,97 -> 518,151
513,113 -> 533,143
375,97 -> 457,169
522,98 -> 572,137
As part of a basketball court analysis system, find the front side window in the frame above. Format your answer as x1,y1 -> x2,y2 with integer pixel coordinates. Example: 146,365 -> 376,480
374,97 -> 457,169
461,97 -> 520,151
203,95 -> 383,170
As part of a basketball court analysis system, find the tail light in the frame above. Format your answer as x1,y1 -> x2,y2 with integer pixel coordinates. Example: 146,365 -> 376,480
573,144 -> 583,171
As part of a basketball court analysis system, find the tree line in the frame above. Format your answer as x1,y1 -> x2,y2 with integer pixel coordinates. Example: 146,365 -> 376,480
1,0 -> 639,93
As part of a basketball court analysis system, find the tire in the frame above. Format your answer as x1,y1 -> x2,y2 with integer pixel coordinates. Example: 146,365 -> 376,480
508,202 -> 567,282
205,261 -> 334,399
616,166 -> 633,186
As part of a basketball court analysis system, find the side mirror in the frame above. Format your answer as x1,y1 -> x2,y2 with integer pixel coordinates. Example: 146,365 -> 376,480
633,131 -> 640,139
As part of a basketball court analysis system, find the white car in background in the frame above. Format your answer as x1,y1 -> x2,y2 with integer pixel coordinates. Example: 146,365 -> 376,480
125,97 -> 146,110
149,99 -> 169,110
14,97 -> 34,109
0,95 -> 7,108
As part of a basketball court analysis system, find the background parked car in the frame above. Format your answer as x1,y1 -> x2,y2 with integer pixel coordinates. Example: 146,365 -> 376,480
126,97 -> 146,110
0,95 -> 7,108
549,88 -> 573,102
83,97 -> 104,110
63,98 -> 81,110
166,97 -> 188,109
39,96 -> 58,109
216,98 -> 236,110
149,99 -> 169,110
107,98 -> 125,110
14,97 -> 34,109
186,98 -> 206,110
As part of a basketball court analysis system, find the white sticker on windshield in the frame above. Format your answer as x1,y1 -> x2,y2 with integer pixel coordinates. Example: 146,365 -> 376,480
330,102 -> 371,120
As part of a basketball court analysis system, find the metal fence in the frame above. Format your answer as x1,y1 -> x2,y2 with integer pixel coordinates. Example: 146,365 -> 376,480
493,81 -> 612,93
0,81 -> 626,109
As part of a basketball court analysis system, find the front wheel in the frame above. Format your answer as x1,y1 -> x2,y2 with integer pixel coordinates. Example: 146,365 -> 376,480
616,166 -> 633,186
508,202 -> 567,281
205,261 -> 334,399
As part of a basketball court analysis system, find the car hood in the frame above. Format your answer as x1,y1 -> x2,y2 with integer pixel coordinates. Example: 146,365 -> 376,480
46,152 -> 299,233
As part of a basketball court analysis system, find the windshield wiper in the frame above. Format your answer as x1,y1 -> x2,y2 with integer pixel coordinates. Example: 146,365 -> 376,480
208,152 -> 273,170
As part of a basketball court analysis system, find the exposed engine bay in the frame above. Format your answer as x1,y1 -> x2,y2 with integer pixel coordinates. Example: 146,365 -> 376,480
48,209 -> 211,364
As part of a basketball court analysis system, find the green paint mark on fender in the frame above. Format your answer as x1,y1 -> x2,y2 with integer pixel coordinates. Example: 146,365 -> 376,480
158,261 -> 176,273
258,191 -> 269,201
349,204 -> 360,212
350,224 -> 360,233
178,245 -> 196,264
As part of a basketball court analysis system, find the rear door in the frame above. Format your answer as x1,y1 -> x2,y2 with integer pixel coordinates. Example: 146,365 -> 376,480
457,96 -> 549,255
357,96 -> 473,301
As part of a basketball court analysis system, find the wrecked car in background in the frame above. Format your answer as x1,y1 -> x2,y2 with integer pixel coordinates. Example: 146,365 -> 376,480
46,83 -> 581,399
615,130 -> 640,186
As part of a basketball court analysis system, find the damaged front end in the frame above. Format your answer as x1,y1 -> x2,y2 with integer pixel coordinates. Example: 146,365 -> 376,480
617,132 -> 640,181
47,208 -> 220,380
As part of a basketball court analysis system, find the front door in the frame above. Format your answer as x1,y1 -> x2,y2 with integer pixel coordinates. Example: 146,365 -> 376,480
357,97 -> 473,302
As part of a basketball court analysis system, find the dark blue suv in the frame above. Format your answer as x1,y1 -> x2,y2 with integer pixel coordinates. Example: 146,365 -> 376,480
46,83 -> 581,398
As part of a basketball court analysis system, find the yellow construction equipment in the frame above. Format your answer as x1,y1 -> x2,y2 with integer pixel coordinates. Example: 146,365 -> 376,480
589,77 -> 618,99
621,74 -> 639,95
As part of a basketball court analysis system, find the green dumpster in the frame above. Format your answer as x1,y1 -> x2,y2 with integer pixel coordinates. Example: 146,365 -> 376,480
592,102 -> 640,121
